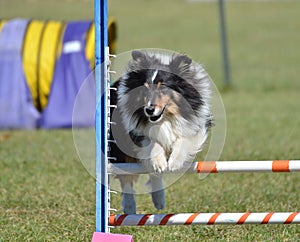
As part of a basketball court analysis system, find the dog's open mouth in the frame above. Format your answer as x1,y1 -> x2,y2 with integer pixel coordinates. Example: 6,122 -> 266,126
147,106 -> 166,124
149,113 -> 163,123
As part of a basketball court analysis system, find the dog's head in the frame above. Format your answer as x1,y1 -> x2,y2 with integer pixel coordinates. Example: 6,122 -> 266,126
117,50 -> 209,129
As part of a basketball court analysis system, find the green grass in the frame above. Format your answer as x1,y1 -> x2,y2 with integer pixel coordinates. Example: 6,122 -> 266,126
0,131 -> 95,241
1,0 -> 300,241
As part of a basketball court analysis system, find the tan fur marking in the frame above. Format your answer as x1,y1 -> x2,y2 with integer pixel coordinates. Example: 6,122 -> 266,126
154,94 -> 169,109
156,81 -> 162,89
165,91 -> 180,116
166,99 -> 179,116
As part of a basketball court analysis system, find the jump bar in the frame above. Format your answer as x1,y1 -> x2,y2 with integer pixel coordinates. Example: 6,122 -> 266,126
108,160 -> 300,175
109,212 -> 300,226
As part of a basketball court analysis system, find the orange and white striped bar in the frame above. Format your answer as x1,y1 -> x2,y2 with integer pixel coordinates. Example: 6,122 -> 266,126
108,160 -> 300,175
109,212 -> 300,226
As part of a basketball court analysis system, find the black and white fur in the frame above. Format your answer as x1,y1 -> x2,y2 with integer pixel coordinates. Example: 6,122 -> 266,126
110,50 -> 212,214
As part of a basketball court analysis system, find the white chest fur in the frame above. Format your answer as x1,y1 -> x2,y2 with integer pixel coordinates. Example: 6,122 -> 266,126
145,120 -> 177,154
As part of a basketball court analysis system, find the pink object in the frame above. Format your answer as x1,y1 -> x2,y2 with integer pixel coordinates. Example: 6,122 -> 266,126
92,232 -> 134,242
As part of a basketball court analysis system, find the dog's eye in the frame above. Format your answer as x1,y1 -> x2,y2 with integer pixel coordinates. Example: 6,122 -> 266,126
159,82 -> 168,88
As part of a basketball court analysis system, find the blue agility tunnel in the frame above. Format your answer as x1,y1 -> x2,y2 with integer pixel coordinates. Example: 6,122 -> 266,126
0,18 -> 117,129
38,21 -> 93,128
0,19 -> 40,129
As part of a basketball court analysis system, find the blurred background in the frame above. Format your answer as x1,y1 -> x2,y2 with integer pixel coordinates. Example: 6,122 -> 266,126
1,0 -> 299,157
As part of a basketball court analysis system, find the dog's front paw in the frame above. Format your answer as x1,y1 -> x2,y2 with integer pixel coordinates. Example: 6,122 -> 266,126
152,153 -> 168,173
168,155 -> 186,172
142,154 -> 168,173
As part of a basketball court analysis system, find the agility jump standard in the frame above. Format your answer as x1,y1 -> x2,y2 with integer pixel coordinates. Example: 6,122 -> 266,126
93,0 -> 300,240
108,160 -> 300,175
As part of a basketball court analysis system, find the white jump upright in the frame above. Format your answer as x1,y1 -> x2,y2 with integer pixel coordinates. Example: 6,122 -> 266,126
93,0 -> 135,241
94,0 -> 110,235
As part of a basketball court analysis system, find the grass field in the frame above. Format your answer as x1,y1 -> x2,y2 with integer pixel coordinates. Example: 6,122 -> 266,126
1,0 -> 300,241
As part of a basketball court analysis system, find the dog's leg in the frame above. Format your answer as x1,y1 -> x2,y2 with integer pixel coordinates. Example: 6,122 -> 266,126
168,132 -> 207,171
139,142 -> 168,173
149,174 -> 165,210
119,175 -> 137,214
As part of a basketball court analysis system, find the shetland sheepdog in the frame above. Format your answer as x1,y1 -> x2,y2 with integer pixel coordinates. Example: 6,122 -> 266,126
110,50 -> 212,214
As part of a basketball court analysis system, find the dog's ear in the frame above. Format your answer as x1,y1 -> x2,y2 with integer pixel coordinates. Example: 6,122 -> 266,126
170,54 -> 192,73
131,50 -> 149,69
132,50 -> 146,61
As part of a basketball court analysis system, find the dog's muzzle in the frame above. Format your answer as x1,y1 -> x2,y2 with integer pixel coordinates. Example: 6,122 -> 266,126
144,105 -> 165,123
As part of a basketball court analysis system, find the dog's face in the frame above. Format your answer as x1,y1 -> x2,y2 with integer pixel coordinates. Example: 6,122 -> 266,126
112,50 -> 213,163
117,50 -> 207,130
142,69 -> 179,124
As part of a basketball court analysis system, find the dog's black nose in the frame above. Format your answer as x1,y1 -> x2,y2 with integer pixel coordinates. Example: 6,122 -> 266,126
144,106 -> 155,116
